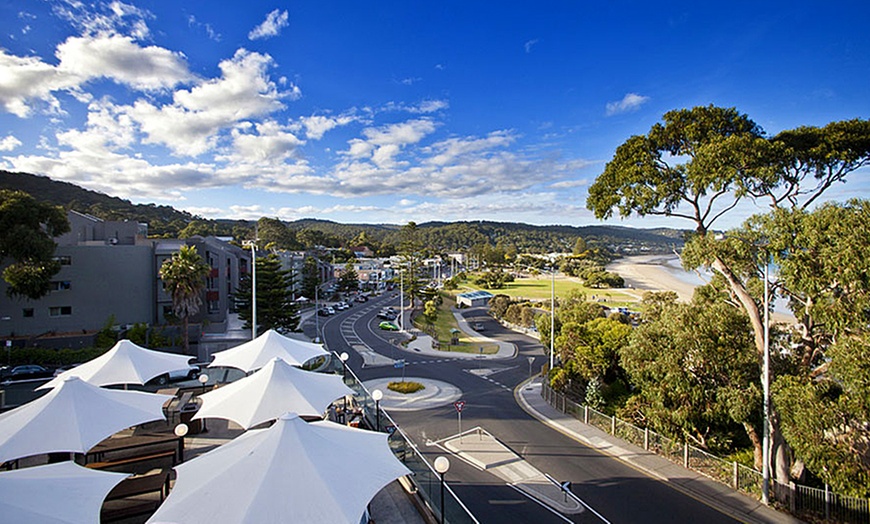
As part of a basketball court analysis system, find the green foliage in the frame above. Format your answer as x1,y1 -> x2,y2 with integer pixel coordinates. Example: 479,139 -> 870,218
159,245 -> 210,352
0,189 -> 70,299
95,315 -> 118,349
773,335 -> 870,497
6,346 -> 108,367
235,253 -> 299,335
338,261 -> 359,292
388,381 -> 426,394
620,299 -> 760,452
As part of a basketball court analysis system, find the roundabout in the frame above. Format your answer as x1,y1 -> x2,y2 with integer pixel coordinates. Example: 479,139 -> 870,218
362,377 -> 463,411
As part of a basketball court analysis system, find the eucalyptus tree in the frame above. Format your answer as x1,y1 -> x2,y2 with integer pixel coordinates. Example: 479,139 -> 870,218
159,245 -> 210,354
587,105 -> 870,483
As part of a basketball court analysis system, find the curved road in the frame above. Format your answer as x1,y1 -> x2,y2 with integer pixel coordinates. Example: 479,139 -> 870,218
312,294 -> 739,524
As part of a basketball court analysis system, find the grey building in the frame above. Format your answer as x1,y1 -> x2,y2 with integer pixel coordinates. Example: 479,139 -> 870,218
0,212 -> 250,347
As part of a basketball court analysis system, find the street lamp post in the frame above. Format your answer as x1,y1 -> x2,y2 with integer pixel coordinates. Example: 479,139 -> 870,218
550,265 -> 555,371
314,285 -> 320,343
340,352 -> 349,380
434,456 -> 450,524
399,268 -> 404,332
243,241 -> 257,340
762,257 -> 771,505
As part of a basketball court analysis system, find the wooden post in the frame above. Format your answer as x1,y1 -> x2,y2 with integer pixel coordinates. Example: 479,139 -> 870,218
733,461 -> 738,489
644,427 -> 649,450
683,442 -> 689,468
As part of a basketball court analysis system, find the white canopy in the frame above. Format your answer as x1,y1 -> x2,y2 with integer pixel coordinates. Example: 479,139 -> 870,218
193,358 -> 354,429
40,339 -> 193,390
208,329 -> 328,372
0,462 -> 128,524
147,413 -> 410,524
0,377 -> 172,464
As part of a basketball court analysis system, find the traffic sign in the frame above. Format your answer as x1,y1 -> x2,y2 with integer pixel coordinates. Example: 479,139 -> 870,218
453,400 -> 466,413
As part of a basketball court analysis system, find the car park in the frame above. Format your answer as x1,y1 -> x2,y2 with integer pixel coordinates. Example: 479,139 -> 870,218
378,321 -> 399,331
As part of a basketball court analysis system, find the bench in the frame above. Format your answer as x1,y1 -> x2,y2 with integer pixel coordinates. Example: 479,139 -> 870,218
105,469 -> 171,501
86,449 -> 177,475
101,498 -> 161,522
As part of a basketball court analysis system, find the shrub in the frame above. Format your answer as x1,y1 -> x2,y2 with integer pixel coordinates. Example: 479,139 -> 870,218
387,381 -> 425,394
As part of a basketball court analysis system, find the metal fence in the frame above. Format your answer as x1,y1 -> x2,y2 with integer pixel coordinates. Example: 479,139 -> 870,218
330,353 -> 479,524
541,382 -> 869,524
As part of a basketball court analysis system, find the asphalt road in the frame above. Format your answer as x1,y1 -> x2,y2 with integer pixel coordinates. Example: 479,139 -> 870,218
315,293 -> 740,524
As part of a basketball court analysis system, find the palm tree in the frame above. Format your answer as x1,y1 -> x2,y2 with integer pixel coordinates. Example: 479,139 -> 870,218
159,245 -> 210,354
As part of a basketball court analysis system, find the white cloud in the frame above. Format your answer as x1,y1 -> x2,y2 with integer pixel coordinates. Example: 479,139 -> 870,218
605,93 -> 649,116
53,0 -> 152,40
56,35 -> 194,91
550,178 -> 588,189
524,39 -> 539,53
0,50 -> 74,117
299,114 -> 356,140
248,9 -> 289,40
124,49 -> 294,156
0,135 -> 22,151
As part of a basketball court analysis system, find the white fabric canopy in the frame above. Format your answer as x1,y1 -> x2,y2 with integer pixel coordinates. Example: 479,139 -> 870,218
147,413 -> 410,524
40,339 -> 194,390
0,377 -> 172,464
193,358 -> 353,429
0,462 -> 128,524
208,329 -> 328,372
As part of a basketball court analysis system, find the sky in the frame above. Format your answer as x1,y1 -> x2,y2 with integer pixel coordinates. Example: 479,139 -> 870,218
1,1 -> 868,230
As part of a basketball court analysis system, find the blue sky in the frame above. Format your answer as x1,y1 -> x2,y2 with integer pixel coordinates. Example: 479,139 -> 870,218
1,1 -> 868,230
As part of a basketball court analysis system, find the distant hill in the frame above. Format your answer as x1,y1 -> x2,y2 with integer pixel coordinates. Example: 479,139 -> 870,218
1,170 -> 687,253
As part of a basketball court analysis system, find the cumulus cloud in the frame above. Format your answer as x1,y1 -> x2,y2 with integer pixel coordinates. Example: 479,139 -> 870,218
0,34 -> 193,117
605,93 -> 649,116
299,114 -> 356,140
249,9 -> 289,40
124,49 -> 294,156
0,135 -> 22,151
56,35 -> 195,91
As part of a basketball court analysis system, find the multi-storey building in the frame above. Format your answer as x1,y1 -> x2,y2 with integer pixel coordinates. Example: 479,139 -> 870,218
0,212 -> 250,351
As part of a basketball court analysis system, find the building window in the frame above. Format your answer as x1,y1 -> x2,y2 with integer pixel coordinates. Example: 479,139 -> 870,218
54,255 -> 71,265
50,281 -> 71,291
208,300 -> 220,314
23,308 -> 34,318
49,306 -> 72,317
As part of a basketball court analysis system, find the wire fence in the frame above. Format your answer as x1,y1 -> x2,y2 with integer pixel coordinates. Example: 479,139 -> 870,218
541,382 -> 869,524
330,353 -> 479,524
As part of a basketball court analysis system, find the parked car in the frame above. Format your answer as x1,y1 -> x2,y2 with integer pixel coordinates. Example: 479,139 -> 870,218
377,310 -> 397,320
355,295 -> 368,303
317,308 -> 331,317
147,364 -> 201,386
378,321 -> 400,331
472,322 -> 485,331
52,364 -> 80,377
1,364 -> 53,382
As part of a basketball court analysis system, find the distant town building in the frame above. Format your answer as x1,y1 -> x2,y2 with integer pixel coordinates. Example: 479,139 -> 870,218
456,290 -> 494,308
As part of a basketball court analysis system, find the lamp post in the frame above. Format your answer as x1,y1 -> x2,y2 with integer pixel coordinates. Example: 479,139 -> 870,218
550,265 -> 555,371
372,389 -> 383,432
314,285 -> 320,343
434,456 -> 450,524
762,256 -> 771,505
399,268 -> 404,332
243,240 -> 257,340
340,352 -> 349,380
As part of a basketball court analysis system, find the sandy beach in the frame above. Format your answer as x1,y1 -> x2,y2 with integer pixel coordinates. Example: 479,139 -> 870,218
606,254 -> 707,303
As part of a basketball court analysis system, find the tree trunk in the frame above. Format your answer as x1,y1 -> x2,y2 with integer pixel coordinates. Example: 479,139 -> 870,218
182,315 -> 189,355
743,422 -> 764,471
713,256 -> 793,484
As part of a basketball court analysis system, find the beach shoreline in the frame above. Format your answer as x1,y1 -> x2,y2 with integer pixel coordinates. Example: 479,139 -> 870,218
606,254 -> 702,303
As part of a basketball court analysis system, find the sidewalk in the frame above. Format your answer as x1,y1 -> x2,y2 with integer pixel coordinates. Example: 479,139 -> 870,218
516,378 -> 804,524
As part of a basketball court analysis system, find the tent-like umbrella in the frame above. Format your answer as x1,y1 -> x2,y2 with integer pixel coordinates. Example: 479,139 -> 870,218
0,461 -> 129,524
147,413 -> 410,524
39,339 -> 194,390
0,377 -> 172,464
208,329 -> 328,372
193,358 -> 354,429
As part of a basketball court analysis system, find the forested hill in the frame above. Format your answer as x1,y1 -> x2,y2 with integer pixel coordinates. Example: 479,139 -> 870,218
0,170 -> 197,236
2,170 -> 686,253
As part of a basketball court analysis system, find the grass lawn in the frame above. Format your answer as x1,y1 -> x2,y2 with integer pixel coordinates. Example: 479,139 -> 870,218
456,274 -> 639,307
414,294 -> 499,355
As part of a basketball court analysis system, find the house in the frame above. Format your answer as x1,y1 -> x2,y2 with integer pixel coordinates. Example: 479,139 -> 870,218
456,290 -> 494,308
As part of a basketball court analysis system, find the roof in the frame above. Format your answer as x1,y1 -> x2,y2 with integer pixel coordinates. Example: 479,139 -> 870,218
457,290 -> 494,300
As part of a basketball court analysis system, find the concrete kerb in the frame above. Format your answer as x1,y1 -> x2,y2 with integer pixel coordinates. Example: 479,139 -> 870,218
515,378 -> 805,524
362,377 -> 463,411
